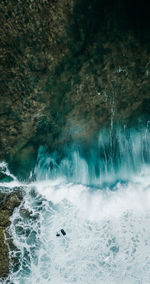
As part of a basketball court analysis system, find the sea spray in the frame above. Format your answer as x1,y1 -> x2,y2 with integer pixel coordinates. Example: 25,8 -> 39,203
34,126 -> 150,186
1,125 -> 150,283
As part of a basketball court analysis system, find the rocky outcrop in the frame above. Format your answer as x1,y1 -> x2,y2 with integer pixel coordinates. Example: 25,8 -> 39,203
0,189 -> 23,278
0,0 -> 150,177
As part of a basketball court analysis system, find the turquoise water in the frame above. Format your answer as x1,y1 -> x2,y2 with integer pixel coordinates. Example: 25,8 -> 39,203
1,126 -> 150,283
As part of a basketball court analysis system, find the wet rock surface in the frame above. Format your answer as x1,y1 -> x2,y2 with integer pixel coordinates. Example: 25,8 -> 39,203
0,188 -> 23,278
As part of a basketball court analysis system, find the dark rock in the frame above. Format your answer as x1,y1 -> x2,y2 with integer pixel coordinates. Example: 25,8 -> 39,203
0,227 -> 9,278
60,229 -> 66,236
56,229 -> 66,237
0,189 -> 23,278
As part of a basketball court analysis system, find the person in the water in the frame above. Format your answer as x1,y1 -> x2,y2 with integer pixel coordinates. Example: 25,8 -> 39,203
56,229 -> 66,237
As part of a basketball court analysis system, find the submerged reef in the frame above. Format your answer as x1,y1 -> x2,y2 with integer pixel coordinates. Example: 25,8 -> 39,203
0,0 -> 150,177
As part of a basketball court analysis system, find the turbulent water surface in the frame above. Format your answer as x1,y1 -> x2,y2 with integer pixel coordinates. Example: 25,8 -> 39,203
1,127 -> 150,284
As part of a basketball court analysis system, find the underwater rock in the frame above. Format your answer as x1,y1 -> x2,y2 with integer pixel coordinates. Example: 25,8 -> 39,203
19,207 -> 32,219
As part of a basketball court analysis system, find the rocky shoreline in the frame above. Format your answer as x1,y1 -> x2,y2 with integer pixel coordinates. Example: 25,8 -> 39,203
1,0 -> 150,278
0,188 -> 23,278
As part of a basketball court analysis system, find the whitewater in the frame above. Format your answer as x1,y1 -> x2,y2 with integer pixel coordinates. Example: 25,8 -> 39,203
1,126 -> 150,284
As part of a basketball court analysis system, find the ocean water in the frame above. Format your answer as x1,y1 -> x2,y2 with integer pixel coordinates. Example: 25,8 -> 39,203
1,126 -> 150,284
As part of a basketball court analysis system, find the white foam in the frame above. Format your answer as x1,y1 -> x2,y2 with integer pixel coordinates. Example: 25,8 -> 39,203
30,175 -> 150,221
6,169 -> 150,284
0,161 -> 17,181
